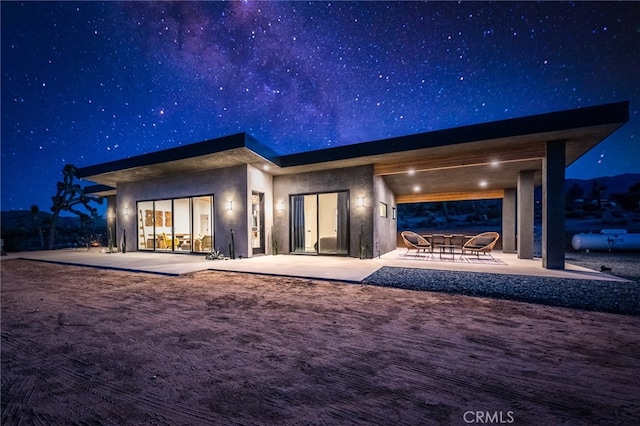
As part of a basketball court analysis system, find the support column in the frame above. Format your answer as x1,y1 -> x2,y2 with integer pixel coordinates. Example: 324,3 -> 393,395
517,171 -> 534,259
502,188 -> 517,253
543,140 -> 566,269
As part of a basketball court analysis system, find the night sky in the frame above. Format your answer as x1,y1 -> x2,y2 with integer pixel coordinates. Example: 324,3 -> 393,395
2,1 -> 639,214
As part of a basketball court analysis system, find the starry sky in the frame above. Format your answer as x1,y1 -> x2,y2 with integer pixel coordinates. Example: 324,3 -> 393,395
2,1 -> 639,214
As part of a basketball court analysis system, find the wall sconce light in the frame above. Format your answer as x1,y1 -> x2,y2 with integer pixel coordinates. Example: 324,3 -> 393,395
124,207 -> 129,216
226,200 -> 233,211
356,197 -> 365,207
276,201 -> 284,212
108,209 -> 115,220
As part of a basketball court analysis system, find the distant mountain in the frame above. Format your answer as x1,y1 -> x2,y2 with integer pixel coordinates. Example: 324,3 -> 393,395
565,173 -> 640,198
1,210 -> 105,231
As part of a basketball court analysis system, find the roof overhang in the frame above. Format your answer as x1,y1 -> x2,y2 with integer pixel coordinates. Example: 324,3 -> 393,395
77,101 -> 629,202
381,121 -> 623,202
77,133 -> 281,188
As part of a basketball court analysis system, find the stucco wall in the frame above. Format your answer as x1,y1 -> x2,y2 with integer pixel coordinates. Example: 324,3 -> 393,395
272,165 -> 374,258
373,175 -> 398,256
115,165 -> 248,257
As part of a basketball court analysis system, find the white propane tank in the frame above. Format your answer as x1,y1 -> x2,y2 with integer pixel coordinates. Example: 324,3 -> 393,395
571,229 -> 640,251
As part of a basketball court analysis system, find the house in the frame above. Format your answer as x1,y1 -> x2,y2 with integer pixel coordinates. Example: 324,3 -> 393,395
77,101 -> 629,270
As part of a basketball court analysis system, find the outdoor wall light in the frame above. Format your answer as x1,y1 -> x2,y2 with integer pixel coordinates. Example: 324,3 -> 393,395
276,201 -> 285,212
226,200 -> 233,211
356,197 -> 365,207
124,207 -> 129,216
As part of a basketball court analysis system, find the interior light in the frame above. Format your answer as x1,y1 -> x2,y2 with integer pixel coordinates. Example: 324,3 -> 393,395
413,185 -> 421,192
276,201 -> 284,212
356,197 -> 365,207
408,169 -> 415,175
226,200 -> 233,211
479,181 -> 488,188
490,160 -> 500,167
124,207 -> 129,216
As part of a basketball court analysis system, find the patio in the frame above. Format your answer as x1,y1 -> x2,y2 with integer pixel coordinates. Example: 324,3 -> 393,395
3,247 -> 627,283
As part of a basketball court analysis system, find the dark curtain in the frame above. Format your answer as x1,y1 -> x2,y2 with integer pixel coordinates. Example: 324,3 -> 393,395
336,191 -> 349,254
292,195 -> 305,252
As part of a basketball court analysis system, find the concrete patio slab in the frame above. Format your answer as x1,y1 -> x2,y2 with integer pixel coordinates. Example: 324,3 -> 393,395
3,249 -> 213,276
376,249 -> 628,281
2,248 -> 628,282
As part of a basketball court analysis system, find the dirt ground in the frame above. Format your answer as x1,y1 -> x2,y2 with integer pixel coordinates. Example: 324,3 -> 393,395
2,259 -> 639,425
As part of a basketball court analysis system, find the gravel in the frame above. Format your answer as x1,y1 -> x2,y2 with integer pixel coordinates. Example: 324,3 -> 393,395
362,252 -> 640,316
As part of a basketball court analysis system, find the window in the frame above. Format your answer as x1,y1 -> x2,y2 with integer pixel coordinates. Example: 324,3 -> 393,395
290,191 -> 349,255
192,196 -> 213,253
136,195 -> 213,253
137,201 -> 154,250
251,192 -> 265,254
155,199 -> 172,249
173,198 -> 191,251
379,202 -> 388,218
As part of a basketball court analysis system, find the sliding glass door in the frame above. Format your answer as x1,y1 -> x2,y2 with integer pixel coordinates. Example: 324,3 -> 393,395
137,195 -> 213,253
138,201 -> 154,250
290,191 -> 349,255
192,196 -> 213,253
173,198 -> 191,251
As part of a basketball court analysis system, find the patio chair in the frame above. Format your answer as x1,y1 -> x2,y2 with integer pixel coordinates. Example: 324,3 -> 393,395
461,232 -> 500,258
401,231 -> 432,257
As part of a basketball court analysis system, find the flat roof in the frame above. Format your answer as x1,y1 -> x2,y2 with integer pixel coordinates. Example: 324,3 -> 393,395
77,101 -> 629,201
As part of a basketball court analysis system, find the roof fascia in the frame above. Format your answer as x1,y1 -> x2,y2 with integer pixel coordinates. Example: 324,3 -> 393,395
278,101 -> 629,167
75,101 -> 628,180
77,133 -> 281,178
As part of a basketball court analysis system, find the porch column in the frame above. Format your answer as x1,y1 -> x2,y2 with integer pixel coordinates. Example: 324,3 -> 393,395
502,188 -> 517,253
517,171 -> 534,259
542,140 -> 566,269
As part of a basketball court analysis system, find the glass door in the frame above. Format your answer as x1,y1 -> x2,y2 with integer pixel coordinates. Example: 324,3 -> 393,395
290,191 -> 349,255
173,198 -> 191,252
193,196 -> 213,253
154,199 -> 172,250
137,196 -> 213,253
251,192 -> 265,254
138,201 -> 154,250
291,194 -> 317,253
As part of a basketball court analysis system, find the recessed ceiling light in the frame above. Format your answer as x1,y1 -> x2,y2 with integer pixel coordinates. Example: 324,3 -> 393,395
479,180 -> 488,188
263,164 -> 271,171
413,185 -> 421,192
408,169 -> 415,175
490,160 -> 500,167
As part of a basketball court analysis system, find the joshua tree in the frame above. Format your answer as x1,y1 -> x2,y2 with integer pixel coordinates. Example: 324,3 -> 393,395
48,164 -> 103,249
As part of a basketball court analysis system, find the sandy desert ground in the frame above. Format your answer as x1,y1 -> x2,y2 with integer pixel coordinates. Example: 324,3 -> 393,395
2,258 -> 639,425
